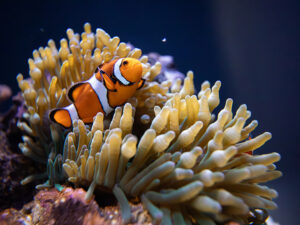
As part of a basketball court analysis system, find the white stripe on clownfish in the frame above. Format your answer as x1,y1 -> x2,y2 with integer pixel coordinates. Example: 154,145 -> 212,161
87,75 -> 114,115
114,58 -> 131,85
65,104 -> 79,121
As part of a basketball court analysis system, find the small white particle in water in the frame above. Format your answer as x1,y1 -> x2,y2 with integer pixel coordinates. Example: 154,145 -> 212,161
162,37 -> 167,42
40,28 -> 44,32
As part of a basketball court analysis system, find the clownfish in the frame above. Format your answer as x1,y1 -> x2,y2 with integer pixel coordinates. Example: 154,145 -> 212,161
49,57 -> 145,128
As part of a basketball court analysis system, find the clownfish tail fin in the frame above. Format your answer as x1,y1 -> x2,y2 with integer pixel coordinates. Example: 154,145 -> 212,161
49,104 -> 78,129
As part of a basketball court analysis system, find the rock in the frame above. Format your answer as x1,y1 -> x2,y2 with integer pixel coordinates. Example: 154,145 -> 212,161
0,129 -> 37,211
0,187 -> 153,225
0,93 -> 39,211
0,93 -> 26,151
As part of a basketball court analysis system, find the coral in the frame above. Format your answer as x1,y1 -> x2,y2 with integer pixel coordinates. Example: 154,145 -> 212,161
0,93 -> 27,151
15,23 -> 281,224
0,124 -> 37,211
0,187 -> 152,225
0,95 -> 42,210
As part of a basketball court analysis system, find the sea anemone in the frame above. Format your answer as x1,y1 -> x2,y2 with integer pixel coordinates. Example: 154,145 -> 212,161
16,23 -> 281,224
16,22 -> 162,186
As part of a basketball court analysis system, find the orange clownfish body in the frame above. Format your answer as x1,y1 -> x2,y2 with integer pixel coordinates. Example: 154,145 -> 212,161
49,58 -> 145,128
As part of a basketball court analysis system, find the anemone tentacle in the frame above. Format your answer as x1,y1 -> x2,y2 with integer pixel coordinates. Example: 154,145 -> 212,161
17,23 -> 281,225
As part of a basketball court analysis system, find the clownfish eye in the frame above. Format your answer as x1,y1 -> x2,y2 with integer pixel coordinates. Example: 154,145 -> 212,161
122,60 -> 128,66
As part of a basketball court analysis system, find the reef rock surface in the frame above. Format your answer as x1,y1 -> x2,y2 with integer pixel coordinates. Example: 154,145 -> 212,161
0,92 -> 38,211
0,187 -> 152,225
0,186 -> 278,225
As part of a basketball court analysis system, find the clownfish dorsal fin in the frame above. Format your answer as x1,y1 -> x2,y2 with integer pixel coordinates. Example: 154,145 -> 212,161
67,82 -> 87,103
137,78 -> 146,90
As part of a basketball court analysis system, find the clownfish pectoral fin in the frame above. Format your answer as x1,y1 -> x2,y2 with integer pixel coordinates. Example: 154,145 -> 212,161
49,108 -> 72,128
102,72 -> 117,92
137,78 -> 146,90
67,82 -> 87,103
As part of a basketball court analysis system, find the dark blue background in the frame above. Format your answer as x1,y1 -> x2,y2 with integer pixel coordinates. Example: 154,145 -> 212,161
0,1 -> 299,224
